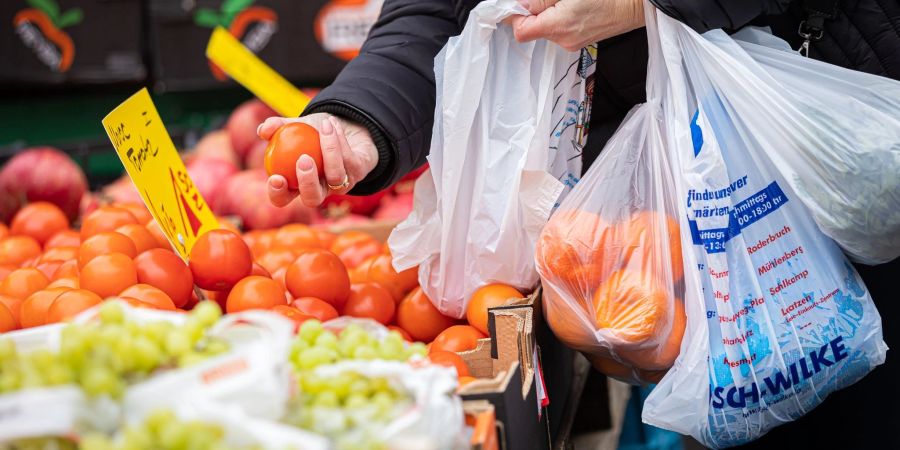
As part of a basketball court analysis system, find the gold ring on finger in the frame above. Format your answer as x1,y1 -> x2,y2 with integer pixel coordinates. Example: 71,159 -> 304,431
327,174 -> 350,191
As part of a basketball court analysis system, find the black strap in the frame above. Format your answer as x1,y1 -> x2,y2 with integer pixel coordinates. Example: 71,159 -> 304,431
800,0 -> 840,42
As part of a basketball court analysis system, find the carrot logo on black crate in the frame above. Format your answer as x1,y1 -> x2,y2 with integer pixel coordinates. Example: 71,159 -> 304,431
194,0 -> 278,81
314,0 -> 383,61
13,0 -> 83,72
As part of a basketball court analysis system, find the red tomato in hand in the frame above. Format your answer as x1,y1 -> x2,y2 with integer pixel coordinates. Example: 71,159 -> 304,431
343,282 -> 395,325
285,249 -> 350,310
264,123 -> 323,190
189,230 -> 252,291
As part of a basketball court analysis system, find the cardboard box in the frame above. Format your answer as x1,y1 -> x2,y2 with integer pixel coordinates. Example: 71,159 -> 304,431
0,0 -> 145,86
464,401 -> 500,450
148,0 -> 384,92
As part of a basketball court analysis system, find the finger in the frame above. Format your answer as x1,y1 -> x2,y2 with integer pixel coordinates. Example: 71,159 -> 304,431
257,116 -> 289,140
267,175 -> 297,207
320,116 -> 349,188
512,7 -> 566,43
517,0 -> 559,15
296,154 -> 326,207
329,117 -> 359,186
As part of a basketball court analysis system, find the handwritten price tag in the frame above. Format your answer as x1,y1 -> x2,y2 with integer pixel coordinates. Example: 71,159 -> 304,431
206,26 -> 310,117
102,88 -> 219,260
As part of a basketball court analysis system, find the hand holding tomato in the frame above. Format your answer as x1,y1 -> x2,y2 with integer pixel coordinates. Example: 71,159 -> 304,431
257,114 -> 378,208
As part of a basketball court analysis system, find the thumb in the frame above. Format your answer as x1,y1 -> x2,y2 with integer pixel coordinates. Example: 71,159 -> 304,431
511,7 -> 565,43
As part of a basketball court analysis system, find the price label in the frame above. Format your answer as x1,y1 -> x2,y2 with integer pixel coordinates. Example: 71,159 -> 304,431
206,26 -> 310,117
102,88 -> 219,261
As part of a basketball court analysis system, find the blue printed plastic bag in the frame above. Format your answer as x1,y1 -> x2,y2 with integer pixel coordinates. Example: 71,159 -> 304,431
640,7 -> 887,448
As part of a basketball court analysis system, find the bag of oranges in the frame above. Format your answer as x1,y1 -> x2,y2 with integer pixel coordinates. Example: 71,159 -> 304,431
535,100 -> 686,385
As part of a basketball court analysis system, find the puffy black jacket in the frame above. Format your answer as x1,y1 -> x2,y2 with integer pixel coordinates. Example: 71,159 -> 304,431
305,0 -> 900,194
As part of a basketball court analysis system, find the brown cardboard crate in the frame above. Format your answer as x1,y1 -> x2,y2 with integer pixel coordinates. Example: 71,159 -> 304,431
464,401 -> 500,450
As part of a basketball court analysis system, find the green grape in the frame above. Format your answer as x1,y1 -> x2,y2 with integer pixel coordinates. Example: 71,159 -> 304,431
192,300 -> 223,327
296,347 -> 337,370
352,346 -> 378,360
313,331 -> 339,351
132,336 -> 162,373
314,390 -> 340,408
80,366 -> 123,397
298,320 -> 324,343
99,301 -> 125,324
164,331 -> 192,357
407,342 -> 428,358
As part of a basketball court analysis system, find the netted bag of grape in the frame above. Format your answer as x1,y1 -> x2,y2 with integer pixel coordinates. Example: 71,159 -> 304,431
535,101 -> 686,386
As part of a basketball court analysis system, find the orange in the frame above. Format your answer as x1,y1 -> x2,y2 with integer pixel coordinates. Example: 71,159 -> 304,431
335,240 -> 382,269
291,297 -> 339,322
0,302 -> 15,332
243,230 -> 274,259
120,284 -> 176,311
0,264 -> 17,281
396,287 -> 455,342
47,277 -> 78,289
365,254 -> 418,302
316,230 -> 337,250
593,269 -> 669,345
10,202 -> 69,245
0,236 -> 42,267
113,202 -> 153,225
20,287 -> 70,328
80,206 -> 139,240
44,230 -> 80,249
226,276 -> 287,313
465,283 -> 524,335
428,350 -> 470,377
431,325 -> 485,353
285,249 -> 350,310
78,231 -> 137,267
623,211 -> 683,283
134,249 -> 194,308
47,289 -> 103,323
189,230 -> 252,291
387,325 -> 413,342
0,268 -> 49,299
0,295 -> 22,327
617,298 -> 686,370
251,263 -> 271,278
535,209 -> 615,295
273,224 -> 321,251
33,260 -> 64,280
52,260 -> 79,280
349,256 -> 376,284
80,253 -> 138,299
343,282 -> 395,325
264,123 -> 323,189
329,231 -> 377,256
115,224 -> 160,255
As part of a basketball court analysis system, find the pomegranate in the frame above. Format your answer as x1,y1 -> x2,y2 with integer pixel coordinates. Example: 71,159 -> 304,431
321,191 -> 387,217
195,130 -> 240,167
186,158 -> 239,213
374,193 -> 414,221
101,175 -> 142,204
216,170 -> 308,230
244,140 -> 268,170
227,100 -> 277,161
0,147 -> 87,222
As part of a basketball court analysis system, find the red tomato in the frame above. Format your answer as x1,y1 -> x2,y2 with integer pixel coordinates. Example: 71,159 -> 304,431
290,297 -> 339,322
365,254 -> 418,302
47,289 -> 103,323
78,232 -> 137,268
256,248 -> 297,274
10,202 -> 69,245
44,230 -> 80,249
80,206 -> 138,240
52,260 -> 79,280
285,249 -> 350,310
134,249 -> 194,308
113,202 -> 153,225
251,263 -> 271,278
336,239 -> 382,269
0,268 -> 49,300
329,231 -> 377,256
272,224 -> 321,251
226,276 -> 287,313
39,246 -> 78,263
387,325 -> 413,342
120,284 -> 176,311
429,350 -> 470,377
465,283 -> 524,335
431,325 -> 486,353
115,223 -> 160,254
80,253 -> 138,299
396,287 -> 455,342
342,282 -> 395,325
264,123 -> 323,190
189,230 -> 252,291
0,236 -> 42,267
271,305 -> 315,328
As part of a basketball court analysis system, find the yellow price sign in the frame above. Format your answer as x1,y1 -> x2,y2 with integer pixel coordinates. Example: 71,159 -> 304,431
102,88 -> 220,261
206,27 -> 310,117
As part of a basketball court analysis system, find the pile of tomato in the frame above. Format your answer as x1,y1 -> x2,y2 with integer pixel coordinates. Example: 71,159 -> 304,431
0,200 -> 527,383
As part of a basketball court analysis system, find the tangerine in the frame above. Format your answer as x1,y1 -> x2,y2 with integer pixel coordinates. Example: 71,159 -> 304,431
10,202 -> 69,245
80,253 -> 138,299
47,289 -> 103,323
465,283 -> 524,335
396,287 -> 455,342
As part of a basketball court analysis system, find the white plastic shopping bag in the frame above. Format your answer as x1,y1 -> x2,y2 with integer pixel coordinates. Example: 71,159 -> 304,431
721,28 -> 900,265
389,0 -> 597,318
641,8 -> 887,448
535,103 -> 685,385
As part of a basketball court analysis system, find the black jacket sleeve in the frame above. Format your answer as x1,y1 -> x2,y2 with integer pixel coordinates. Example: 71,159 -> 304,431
650,0 -> 792,32
303,0 -> 468,195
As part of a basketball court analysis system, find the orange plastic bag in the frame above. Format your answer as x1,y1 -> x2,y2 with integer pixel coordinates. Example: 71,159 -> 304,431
535,104 -> 685,385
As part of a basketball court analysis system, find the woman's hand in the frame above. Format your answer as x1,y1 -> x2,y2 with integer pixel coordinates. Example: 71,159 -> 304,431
257,113 -> 378,208
510,0 -> 645,51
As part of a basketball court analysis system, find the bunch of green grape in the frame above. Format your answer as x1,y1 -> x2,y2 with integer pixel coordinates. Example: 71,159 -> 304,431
78,409 -> 260,450
0,301 -> 229,398
284,321 -> 427,450
288,320 -> 426,372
